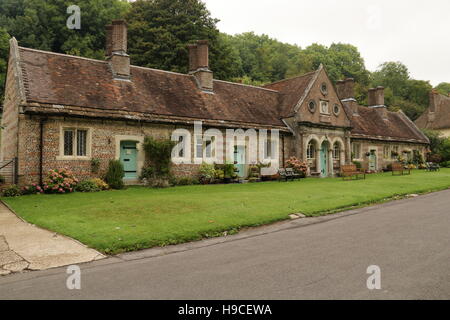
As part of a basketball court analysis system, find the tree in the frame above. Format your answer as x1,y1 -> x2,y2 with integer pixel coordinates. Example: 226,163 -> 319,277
0,0 -> 129,58
422,129 -> 450,163
0,27 -> 10,105
0,0 -> 129,105
286,43 -> 370,86
435,82 -> 450,96
371,62 -> 410,97
126,0 -> 241,81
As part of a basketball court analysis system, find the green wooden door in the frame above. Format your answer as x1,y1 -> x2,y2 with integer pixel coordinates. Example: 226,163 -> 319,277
369,150 -> 377,171
120,141 -> 138,179
234,146 -> 246,178
320,142 -> 328,177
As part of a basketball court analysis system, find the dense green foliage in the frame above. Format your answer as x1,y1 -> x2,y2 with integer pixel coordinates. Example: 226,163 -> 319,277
370,62 -> 433,120
75,180 -> 101,192
142,136 -> 176,187
4,169 -> 450,253
105,160 -> 125,189
422,129 -> 450,163
0,27 -> 10,103
435,82 -> 450,96
2,184 -> 21,197
0,0 -> 446,120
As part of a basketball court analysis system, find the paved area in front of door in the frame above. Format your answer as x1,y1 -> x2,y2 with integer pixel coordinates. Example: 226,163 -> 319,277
0,203 -> 104,276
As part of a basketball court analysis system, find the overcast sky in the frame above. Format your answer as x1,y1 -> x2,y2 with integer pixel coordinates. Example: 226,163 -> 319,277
203,0 -> 449,86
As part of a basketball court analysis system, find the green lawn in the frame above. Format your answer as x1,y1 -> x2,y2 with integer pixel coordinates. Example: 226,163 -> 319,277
3,169 -> 450,254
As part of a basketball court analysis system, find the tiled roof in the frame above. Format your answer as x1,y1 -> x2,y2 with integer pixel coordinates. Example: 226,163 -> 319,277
415,93 -> 450,130
16,45 -> 428,144
343,104 -> 429,143
18,47 -> 284,127
262,71 -> 317,117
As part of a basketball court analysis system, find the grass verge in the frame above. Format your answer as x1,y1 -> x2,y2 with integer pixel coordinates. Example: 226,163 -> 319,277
3,169 -> 450,254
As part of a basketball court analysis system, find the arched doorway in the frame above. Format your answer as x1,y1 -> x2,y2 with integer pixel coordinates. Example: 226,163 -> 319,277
320,141 -> 329,177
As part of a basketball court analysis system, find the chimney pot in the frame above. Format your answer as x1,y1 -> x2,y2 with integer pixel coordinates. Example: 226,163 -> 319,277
375,86 -> 385,106
105,25 -> 113,57
336,78 -> 354,100
187,40 -> 213,91
368,88 -> 377,106
369,87 -> 387,119
107,20 -> 130,80
196,40 -> 209,69
429,90 -> 438,113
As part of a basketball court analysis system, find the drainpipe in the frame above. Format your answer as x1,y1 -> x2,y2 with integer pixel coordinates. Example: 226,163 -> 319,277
39,118 -> 47,186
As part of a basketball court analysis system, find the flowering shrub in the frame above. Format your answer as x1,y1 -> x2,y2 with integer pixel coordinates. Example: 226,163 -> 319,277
286,157 -> 308,175
199,163 -> 216,184
90,178 -> 109,190
76,180 -> 100,193
22,183 -> 44,195
43,169 -> 78,194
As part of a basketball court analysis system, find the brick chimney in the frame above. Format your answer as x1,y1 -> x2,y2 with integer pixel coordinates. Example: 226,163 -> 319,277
336,78 -> 355,100
106,20 -> 130,80
188,40 -> 213,92
336,78 -> 358,115
429,89 -> 438,113
368,86 -> 387,119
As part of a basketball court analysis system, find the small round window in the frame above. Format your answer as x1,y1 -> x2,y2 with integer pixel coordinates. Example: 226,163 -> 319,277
308,100 -> 316,113
333,104 -> 340,116
320,83 -> 328,95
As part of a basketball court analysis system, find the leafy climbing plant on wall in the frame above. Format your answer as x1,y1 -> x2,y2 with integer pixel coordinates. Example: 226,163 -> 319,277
142,136 -> 176,188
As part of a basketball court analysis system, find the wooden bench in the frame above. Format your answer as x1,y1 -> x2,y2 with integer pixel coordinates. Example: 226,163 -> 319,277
341,164 -> 366,180
286,168 -> 302,180
392,162 -> 411,176
278,168 -> 292,182
426,162 -> 440,172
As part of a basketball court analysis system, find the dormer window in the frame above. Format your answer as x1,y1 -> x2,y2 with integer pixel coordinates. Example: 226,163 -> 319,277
320,101 -> 329,114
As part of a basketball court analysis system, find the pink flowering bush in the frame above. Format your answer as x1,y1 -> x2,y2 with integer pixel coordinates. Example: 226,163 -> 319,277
286,157 -> 308,176
21,183 -> 44,195
42,169 -> 78,194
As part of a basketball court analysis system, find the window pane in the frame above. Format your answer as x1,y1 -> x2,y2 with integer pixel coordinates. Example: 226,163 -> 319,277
265,140 -> 272,159
178,136 -> 185,158
77,130 -> 87,156
205,140 -> 212,158
196,136 -> 203,158
64,130 -> 74,156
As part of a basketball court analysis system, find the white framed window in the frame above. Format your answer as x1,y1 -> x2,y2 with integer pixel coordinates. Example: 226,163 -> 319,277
333,142 -> 340,160
204,136 -> 216,159
383,146 -> 390,159
264,139 -> 272,159
171,130 -> 191,164
177,135 -> 185,158
307,142 -> 316,159
352,143 -> 361,160
195,135 -> 203,159
392,146 -> 399,159
61,127 -> 90,159
320,101 -> 329,114
195,135 -> 216,160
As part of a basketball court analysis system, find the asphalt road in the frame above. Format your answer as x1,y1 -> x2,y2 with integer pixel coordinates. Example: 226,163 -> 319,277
1,190 -> 449,300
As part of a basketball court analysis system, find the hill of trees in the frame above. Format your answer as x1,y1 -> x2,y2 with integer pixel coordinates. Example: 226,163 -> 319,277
1,0 -> 448,121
